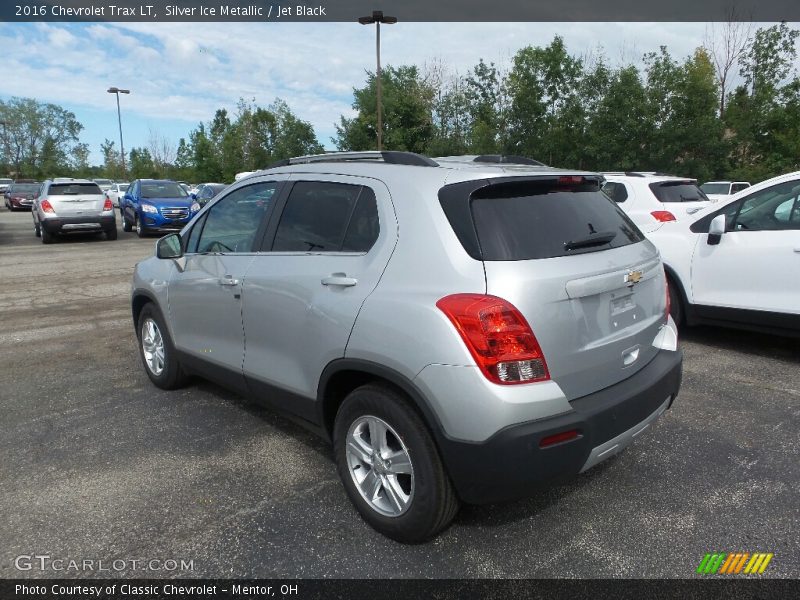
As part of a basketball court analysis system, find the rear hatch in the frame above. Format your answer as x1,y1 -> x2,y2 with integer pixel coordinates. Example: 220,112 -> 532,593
650,179 -> 710,219
47,182 -> 105,216
441,176 -> 668,400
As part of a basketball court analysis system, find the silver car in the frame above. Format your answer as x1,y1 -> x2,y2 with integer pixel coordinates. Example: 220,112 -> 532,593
33,178 -> 117,243
132,152 -> 682,542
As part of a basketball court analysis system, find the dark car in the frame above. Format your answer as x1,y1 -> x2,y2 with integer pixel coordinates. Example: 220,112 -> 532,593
121,179 -> 200,237
4,181 -> 41,211
192,183 -> 227,206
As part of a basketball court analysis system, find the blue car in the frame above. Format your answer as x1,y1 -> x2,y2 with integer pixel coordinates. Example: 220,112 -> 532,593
121,179 -> 200,237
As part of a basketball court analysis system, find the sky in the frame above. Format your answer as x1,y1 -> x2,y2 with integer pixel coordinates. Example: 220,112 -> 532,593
0,21 -> 797,166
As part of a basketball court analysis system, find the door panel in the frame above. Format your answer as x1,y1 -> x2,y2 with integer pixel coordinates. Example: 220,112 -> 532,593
166,179 -> 284,393
242,176 -> 396,401
691,181 -> 800,314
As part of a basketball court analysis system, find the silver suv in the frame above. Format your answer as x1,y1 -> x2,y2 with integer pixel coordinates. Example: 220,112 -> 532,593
132,152 -> 682,542
33,178 -> 117,243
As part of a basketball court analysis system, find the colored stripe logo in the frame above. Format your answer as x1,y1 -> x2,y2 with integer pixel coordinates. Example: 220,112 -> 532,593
697,553 -> 774,575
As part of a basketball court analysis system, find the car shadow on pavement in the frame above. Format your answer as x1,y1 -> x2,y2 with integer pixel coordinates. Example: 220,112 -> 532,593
679,325 -> 799,363
190,377 -> 335,464
453,453 -> 624,529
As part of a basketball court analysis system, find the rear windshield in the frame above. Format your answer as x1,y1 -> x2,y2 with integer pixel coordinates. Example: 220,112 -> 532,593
10,184 -> 39,193
49,183 -> 103,195
700,183 -> 729,195
94,179 -> 112,185
141,182 -> 187,199
463,179 -> 645,260
650,181 -> 709,203
0,179 -> 12,184
117,184 -> 130,191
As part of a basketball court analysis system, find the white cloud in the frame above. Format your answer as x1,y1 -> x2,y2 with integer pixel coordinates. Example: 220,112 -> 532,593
1,20 -> 798,160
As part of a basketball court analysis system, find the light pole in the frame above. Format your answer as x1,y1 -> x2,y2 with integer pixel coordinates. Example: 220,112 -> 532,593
358,10 -> 397,151
107,87 -> 130,176
0,120 -> 7,174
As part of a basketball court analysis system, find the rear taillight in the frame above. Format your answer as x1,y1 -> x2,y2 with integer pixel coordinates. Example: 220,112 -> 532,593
436,294 -> 549,385
539,429 -> 581,448
103,197 -> 113,211
40,199 -> 55,214
651,210 -> 676,222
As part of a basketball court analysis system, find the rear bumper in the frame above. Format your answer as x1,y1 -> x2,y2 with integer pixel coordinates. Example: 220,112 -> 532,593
436,348 -> 683,504
41,215 -> 116,233
9,198 -> 33,209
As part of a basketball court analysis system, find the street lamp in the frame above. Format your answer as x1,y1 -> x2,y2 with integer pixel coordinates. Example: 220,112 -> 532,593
107,87 -> 130,176
358,10 -> 397,151
0,121 -> 7,172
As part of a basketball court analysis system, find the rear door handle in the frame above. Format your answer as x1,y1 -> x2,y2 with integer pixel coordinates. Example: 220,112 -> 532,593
218,276 -> 240,286
322,274 -> 357,287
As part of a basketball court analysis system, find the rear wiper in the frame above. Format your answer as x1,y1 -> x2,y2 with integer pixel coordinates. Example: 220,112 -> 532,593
564,231 -> 617,251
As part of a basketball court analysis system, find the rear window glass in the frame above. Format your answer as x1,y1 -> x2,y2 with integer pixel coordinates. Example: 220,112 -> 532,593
467,179 -> 645,260
141,182 -> 187,199
650,181 -> 709,203
49,183 -> 102,195
10,184 -> 39,193
700,183 -> 729,195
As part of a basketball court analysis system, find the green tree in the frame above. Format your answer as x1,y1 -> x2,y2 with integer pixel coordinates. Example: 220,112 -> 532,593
335,65 -> 435,153
0,97 -> 85,178
506,36 -> 583,165
129,147 -> 156,179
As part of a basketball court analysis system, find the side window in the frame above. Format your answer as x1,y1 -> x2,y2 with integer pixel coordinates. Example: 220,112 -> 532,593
602,182 -> 628,203
184,212 -> 208,254
195,182 -> 278,253
731,180 -> 800,232
271,181 -> 379,252
731,183 -> 749,193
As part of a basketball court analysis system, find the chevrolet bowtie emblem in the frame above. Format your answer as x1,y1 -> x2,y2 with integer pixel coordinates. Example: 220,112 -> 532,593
625,270 -> 643,286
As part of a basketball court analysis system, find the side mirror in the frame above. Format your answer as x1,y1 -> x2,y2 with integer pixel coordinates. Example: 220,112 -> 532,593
191,193 -> 197,200
156,233 -> 184,259
707,214 -> 726,246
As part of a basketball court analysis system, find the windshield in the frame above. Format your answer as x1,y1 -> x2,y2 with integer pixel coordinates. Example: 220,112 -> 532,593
49,183 -> 103,195
94,179 -> 112,185
0,179 -> 12,185
10,184 -> 39,194
141,182 -> 188,199
650,181 -> 709,203
117,184 -> 130,192
699,183 -> 729,195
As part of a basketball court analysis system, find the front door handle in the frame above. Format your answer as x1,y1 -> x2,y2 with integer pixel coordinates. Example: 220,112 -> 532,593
322,274 -> 357,287
218,276 -> 240,286
794,248 -> 800,253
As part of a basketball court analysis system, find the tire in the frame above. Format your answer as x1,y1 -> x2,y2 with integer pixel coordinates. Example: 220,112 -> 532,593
105,226 -> 118,241
667,275 -> 683,326
121,210 -> 132,232
137,303 -> 188,390
41,227 -> 54,244
33,219 -> 41,238
135,215 -> 147,238
333,384 -> 459,543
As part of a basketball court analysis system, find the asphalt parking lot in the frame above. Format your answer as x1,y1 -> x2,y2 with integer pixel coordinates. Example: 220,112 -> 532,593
0,205 -> 798,579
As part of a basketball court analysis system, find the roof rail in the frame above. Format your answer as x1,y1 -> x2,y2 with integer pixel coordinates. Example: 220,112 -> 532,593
267,151 -> 438,169
473,154 -> 546,166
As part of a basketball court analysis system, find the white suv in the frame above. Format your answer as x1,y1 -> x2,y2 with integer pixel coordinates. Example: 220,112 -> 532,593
602,174 -> 711,232
651,171 -> 800,336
